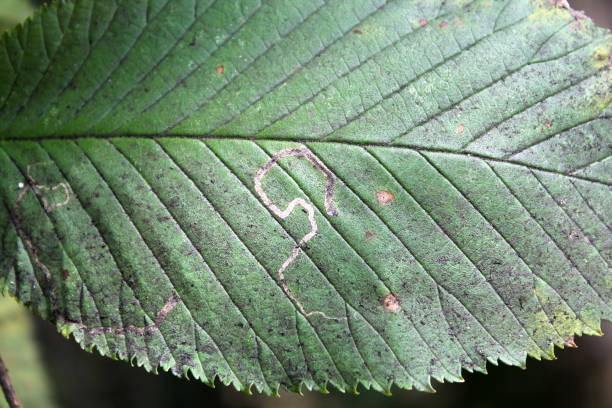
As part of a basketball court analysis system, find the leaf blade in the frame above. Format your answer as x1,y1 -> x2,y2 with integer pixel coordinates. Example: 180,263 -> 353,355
0,0 -> 611,394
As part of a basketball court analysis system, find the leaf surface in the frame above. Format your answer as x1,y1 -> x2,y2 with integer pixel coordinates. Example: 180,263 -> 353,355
0,0 -> 611,394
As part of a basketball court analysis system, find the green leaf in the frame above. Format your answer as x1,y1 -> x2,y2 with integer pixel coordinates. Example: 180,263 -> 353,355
0,0 -> 611,395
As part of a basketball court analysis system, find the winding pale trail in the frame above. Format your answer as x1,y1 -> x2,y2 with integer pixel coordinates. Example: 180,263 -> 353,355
254,146 -> 345,321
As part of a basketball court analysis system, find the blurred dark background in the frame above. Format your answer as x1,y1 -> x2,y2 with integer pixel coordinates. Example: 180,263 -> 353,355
565,0 -> 612,29
0,0 -> 611,407
33,320 -> 612,408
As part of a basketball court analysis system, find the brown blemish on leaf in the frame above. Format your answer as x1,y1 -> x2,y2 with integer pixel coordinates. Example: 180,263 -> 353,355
438,21 -> 448,28
457,124 -> 465,133
365,231 -> 375,240
544,122 -> 552,128
216,65 -> 225,74
382,294 -> 400,312
419,19 -> 428,27
62,269 -> 70,280
353,29 -> 362,35
455,17 -> 463,27
568,229 -> 581,240
564,335 -> 578,348
376,190 -> 395,205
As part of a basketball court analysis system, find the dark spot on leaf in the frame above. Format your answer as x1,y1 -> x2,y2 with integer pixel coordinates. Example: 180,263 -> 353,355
439,21 -> 448,28
353,29 -> 362,35
382,294 -> 400,312
457,124 -> 465,133
376,190 -> 394,205
365,231 -> 375,240
62,269 -> 70,279
544,122 -> 552,128
419,19 -> 428,27
216,65 -> 225,74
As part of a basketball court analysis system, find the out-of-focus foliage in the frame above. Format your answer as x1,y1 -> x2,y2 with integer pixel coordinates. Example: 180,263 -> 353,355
0,0 -> 34,33
0,296 -> 58,408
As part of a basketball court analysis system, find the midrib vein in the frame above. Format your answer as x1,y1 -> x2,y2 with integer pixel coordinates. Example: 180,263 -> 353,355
1,136 -> 609,187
